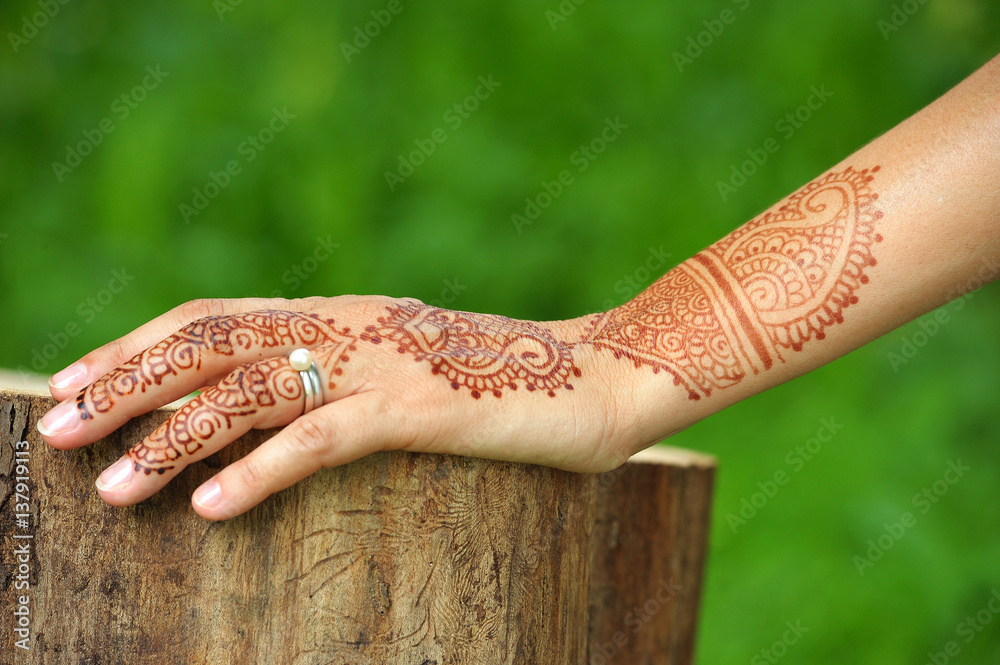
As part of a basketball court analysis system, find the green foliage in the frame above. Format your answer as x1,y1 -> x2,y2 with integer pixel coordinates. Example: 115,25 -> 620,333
1,0 -> 998,661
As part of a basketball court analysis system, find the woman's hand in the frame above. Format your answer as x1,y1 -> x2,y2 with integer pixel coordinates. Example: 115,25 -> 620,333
37,296 -> 640,520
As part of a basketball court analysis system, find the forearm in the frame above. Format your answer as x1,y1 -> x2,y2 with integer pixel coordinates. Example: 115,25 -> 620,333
586,54 -> 1000,448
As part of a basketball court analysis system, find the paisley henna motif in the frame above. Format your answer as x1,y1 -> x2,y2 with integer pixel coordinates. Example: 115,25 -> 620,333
585,165 -> 884,399
361,301 -> 582,399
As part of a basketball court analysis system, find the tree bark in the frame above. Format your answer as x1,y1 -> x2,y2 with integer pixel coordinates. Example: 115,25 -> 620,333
0,389 -> 715,664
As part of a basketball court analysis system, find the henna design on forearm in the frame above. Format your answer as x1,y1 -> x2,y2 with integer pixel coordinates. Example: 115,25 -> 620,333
78,165 -> 881,441
584,165 -> 883,400
76,310 -> 355,420
361,300 -> 582,399
129,357 -> 302,474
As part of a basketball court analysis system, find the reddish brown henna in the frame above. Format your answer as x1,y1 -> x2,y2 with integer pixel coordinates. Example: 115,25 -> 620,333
585,165 -> 884,399
75,310 -> 356,420
79,165 -> 883,475
128,358 -> 301,474
361,301 -> 582,399
73,310 -> 357,474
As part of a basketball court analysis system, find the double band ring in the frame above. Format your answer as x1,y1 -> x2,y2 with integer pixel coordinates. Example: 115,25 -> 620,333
289,348 -> 323,415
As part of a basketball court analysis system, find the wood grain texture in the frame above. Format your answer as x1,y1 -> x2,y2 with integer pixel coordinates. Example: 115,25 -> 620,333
0,389 -> 715,664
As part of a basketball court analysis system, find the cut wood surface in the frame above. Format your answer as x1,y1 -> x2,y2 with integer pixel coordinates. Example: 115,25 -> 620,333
0,389 -> 715,664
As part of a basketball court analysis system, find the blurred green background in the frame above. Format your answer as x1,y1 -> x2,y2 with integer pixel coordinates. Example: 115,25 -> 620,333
2,0 -> 999,661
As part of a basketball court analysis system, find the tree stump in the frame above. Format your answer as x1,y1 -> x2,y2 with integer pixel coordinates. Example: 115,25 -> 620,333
0,389 -> 715,664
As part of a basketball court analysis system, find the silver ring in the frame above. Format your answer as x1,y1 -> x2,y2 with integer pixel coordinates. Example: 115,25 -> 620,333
289,348 -> 323,415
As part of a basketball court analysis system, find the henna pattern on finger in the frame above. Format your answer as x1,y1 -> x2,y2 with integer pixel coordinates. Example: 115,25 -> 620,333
584,165 -> 884,400
128,357 -> 303,474
76,310 -> 357,420
361,301 -> 582,399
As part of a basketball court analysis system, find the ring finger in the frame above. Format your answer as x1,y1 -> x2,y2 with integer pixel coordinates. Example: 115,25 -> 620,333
93,344 -> 353,506
38,309 -> 356,449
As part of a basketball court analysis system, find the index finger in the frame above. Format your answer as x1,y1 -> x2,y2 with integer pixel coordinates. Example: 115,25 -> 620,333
47,297 -> 320,401
38,309 -> 356,449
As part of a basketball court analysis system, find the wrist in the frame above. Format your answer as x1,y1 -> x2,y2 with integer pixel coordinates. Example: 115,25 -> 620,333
544,310 -> 692,460
570,280 -> 734,455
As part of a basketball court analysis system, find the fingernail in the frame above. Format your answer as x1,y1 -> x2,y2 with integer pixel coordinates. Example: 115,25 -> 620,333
50,363 -> 88,390
193,480 -> 222,509
95,457 -> 134,492
37,400 -> 82,437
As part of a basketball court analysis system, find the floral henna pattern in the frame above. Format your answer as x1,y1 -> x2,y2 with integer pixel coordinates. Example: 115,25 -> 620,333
76,310 -> 356,420
585,165 -> 884,400
361,301 -> 582,399
129,357 -> 302,474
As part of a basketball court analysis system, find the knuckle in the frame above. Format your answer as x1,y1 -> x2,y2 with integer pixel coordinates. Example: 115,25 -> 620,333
359,295 -> 409,320
103,336 -> 141,366
286,416 -> 335,463
236,456 -> 271,494
216,364 -> 251,391
176,298 -> 229,324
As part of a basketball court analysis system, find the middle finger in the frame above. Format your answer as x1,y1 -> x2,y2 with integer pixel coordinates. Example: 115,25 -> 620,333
40,310 -> 356,448
93,341 -> 354,505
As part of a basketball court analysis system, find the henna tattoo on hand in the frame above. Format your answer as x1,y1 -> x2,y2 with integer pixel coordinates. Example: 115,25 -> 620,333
76,310 -> 355,420
361,301 -> 582,399
129,357 -> 301,474
75,164 -> 882,473
584,165 -> 884,400
76,310 -> 356,474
